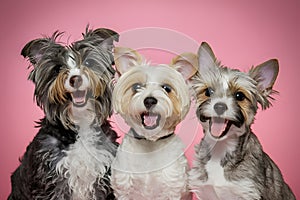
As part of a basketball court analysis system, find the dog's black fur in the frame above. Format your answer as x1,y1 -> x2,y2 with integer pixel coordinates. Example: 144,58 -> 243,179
9,27 -> 119,200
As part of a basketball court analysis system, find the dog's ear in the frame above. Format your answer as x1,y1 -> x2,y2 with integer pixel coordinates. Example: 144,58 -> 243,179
114,47 -> 144,76
197,42 -> 218,75
79,26 -> 119,52
249,59 -> 279,109
76,26 -> 119,75
21,32 -> 65,82
21,31 -> 64,66
171,52 -> 198,80
87,28 -> 119,51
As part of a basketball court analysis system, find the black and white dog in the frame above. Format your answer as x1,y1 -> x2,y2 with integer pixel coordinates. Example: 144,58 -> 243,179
9,27 -> 119,200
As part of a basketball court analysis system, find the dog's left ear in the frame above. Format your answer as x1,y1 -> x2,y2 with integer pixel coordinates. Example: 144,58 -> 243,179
171,52 -> 198,80
249,59 -> 279,109
74,26 -> 119,75
81,27 -> 119,51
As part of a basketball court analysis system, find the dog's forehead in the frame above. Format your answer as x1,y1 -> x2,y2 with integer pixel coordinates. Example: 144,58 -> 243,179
209,68 -> 255,95
143,65 -> 180,82
66,51 -> 76,69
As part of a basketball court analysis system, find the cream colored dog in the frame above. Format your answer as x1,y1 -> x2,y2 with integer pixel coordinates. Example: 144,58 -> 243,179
111,47 -> 197,200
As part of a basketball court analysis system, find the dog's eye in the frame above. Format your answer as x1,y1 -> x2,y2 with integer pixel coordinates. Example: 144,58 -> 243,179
132,83 -> 142,92
235,91 -> 246,101
162,84 -> 172,93
84,59 -> 98,68
205,87 -> 214,97
54,65 -> 62,74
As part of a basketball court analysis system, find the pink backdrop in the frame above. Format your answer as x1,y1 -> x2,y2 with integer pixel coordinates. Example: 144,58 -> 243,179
1,0 -> 299,199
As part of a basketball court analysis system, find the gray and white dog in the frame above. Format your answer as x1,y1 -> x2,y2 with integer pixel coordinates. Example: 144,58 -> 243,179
9,27 -> 119,200
188,42 -> 295,200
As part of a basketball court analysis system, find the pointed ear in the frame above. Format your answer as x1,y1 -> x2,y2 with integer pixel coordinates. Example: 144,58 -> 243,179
197,42 -> 218,74
21,31 -> 63,65
171,52 -> 198,80
249,59 -> 279,109
114,47 -> 144,76
249,59 -> 279,94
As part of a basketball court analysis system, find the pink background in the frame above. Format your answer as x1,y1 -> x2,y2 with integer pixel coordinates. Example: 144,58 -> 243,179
1,0 -> 299,199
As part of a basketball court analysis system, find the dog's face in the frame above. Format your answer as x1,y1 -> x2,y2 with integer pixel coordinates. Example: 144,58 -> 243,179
192,42 -> 279,140
113,47 -> 197,141
22,27 -> 119,129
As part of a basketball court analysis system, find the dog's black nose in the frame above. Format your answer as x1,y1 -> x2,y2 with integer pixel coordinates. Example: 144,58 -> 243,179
70,75 -> 83,89
214,102 -> 228,115
144,97 -> 158,110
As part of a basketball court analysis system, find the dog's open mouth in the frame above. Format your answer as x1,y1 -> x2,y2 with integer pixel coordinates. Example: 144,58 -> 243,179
209,117 -> 233,138
141,112 -> 161,130
71,90 -> 87,107
200,115 -> 233,139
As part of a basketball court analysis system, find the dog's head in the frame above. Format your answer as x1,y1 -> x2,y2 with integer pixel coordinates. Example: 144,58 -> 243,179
22,26 -> 119,129
192,42 -> 279,140
113,47 -> 197,141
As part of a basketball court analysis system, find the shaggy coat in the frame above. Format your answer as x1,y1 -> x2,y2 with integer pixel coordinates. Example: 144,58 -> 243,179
9,27 -> 119,200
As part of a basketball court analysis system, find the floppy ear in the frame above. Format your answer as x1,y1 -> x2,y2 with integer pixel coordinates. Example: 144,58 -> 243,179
114,47 -> 144,76
21,31 -> 64,66
197,42 -> 218,75
249,59 -> 279,109
87,28 -> 119,51
75,26 -> 119,75
79,26 -> 119,52
21,31 -> 65,82
171,52 -> 198,80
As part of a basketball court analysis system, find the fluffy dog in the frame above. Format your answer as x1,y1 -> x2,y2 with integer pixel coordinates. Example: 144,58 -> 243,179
9,27 -> 119,200
188,42 -> 295,200
111,47 -> 197,200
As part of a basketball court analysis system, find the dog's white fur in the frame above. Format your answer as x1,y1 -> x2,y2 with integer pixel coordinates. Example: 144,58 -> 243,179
111,47 -> 197,200
55,60 -> 114,199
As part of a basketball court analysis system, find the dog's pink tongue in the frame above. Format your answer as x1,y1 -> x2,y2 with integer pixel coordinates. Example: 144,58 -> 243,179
211,117 -> 227,137
72,91 -> 86,104
144,114 -> 158,127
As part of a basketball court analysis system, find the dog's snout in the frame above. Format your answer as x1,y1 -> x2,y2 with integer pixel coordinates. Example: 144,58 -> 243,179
214,102 -> 228,115
69,75 -> 83,89
144,97 -> 158,110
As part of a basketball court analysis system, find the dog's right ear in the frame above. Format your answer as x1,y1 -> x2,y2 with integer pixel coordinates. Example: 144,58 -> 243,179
21,38 -> 49,65
21,32 -> 65,82
21,31 -> 63,66
114,47 -> 144,76
197,42 -> 218,75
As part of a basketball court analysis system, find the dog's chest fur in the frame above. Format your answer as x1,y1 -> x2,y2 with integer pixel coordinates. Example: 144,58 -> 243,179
189,133 -> 260,200
55,109 -> 115,199
111,130 -> 190,200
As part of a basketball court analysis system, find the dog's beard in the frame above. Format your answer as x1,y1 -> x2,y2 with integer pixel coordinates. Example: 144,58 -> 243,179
43,85 -> 112,131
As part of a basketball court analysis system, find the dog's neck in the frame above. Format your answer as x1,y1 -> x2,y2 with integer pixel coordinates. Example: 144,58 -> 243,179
71,103 -> 97,135
130,128 -> 174,141
112,129 -> 185,173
